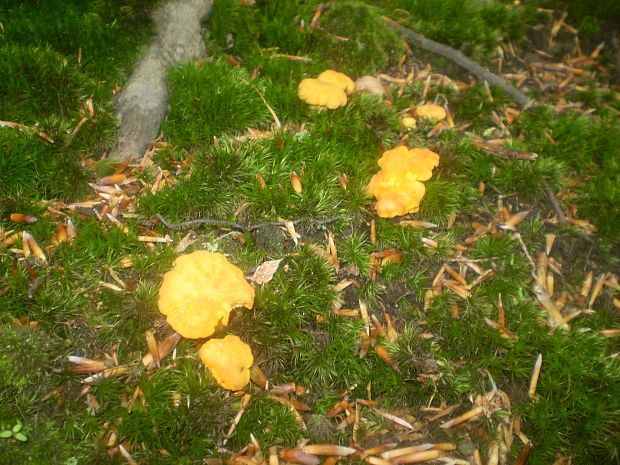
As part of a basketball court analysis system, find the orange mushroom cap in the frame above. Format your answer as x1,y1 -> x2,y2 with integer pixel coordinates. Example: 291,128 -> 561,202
317,70 -> 355,94
367,172 -> 426,218
415,103 -> 447,121
158,250 -> 255,339
199,335 -> 254,391
366,146 -> 440,218
400,116 -> 417,129
378,146 -> 440,182
298,78 -> 347,109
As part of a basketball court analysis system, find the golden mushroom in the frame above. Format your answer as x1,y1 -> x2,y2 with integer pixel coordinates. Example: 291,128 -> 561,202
158,250 -> 255,339
367,146 -> 441,218
400,116 -> 417,129
367,171 -> 427,218
298,78 -> 348,109
378,146 -> 440,182
199,335 -> 254,391
415,103 -> 447,121
317,70 -> 355,94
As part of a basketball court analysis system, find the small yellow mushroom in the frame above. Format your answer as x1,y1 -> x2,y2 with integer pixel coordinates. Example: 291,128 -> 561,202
298,78 -> 347,109
317,70 -> 355,94
377,146 -> 440,182
199,335 -> 254,391
415,103 -> 447,121
367,146 -> 441,218
158,251 -> 255,339
367,172 -> 426,218
401,116 -> 417,129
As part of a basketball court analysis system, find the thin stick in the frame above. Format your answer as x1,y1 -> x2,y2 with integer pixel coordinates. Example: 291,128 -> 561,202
156,214 -> 349,232
544,182 -> 595,245
157,214 -> 251,231
249,83 -> 282,129
513,232 -> 535,268
470,136 -> 538,160
384,19 -> 534,108
543,182 -> 566,223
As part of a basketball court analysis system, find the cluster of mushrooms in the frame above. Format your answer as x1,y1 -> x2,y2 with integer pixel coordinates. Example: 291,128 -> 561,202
158,250 -> 255,391
158,72 -> 447,392
298,70 -> 445,217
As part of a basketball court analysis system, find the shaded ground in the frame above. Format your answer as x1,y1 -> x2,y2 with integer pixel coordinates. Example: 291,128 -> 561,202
1,1 -> 619,465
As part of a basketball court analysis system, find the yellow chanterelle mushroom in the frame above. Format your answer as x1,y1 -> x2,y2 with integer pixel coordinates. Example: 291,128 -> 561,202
415,103 -> 447,121
199,335 -> 254,391
317,70 -> 355,94
298,78 -> 348,109
367,146 -> 440,218
158,250 -> 255,339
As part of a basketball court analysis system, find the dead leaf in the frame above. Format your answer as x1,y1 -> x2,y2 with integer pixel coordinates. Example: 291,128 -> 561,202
399,220 -> 437,229
499,211 -> 529,230
141,333 -> 182,367
99,174 -> 127,186
283,221 -> 300,246
290,172 -> 303,193
252,259 -> 283,284
376,346 -> 400,372
528,354 -> 543,399
440,406 -> 483,429
10,213 -> 37,224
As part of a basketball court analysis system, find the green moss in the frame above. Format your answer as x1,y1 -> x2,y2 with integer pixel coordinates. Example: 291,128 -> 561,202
419,179 -> 476,226
0,45 -> 88,123
163,59 -> 273,148
230,394 -> 303,448
313,1 -> 404,76
522,332 -> 620,464
0,0 -> 155,83
0,324 -> 92,463
373,0 -> 532,59
512,108 -> 620,242
0,131 -> 88,202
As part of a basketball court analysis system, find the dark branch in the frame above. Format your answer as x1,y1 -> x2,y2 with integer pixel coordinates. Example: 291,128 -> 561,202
385,19 -> 534,108
543,182 -> 566,223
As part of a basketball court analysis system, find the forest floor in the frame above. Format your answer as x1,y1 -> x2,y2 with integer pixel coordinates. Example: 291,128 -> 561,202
1,1 -> 619,464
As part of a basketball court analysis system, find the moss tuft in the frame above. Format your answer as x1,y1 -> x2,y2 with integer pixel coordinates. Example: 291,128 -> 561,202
313,1 -> 404,76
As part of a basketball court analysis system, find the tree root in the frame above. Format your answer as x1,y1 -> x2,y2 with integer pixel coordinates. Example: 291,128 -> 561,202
385,19 -> 534,108
108,0 -> 212,160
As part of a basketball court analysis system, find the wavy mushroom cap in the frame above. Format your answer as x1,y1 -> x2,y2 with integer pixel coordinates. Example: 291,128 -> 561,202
317,70 -> 355,94
158,251 -> 255,339
298,78 -> 348,109
199,335 -> 254,391
378,146 -> 440,182
400,116 -> 417,129
367,171 -> 427,218
415,103 -> 447,121
367,146 -> 440,218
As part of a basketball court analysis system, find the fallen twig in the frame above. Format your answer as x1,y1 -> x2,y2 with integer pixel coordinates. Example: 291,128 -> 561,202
543,181 -> 566,223
156,214 -> 349,232
469,136 -> 538,160
383,19 -> 534,108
